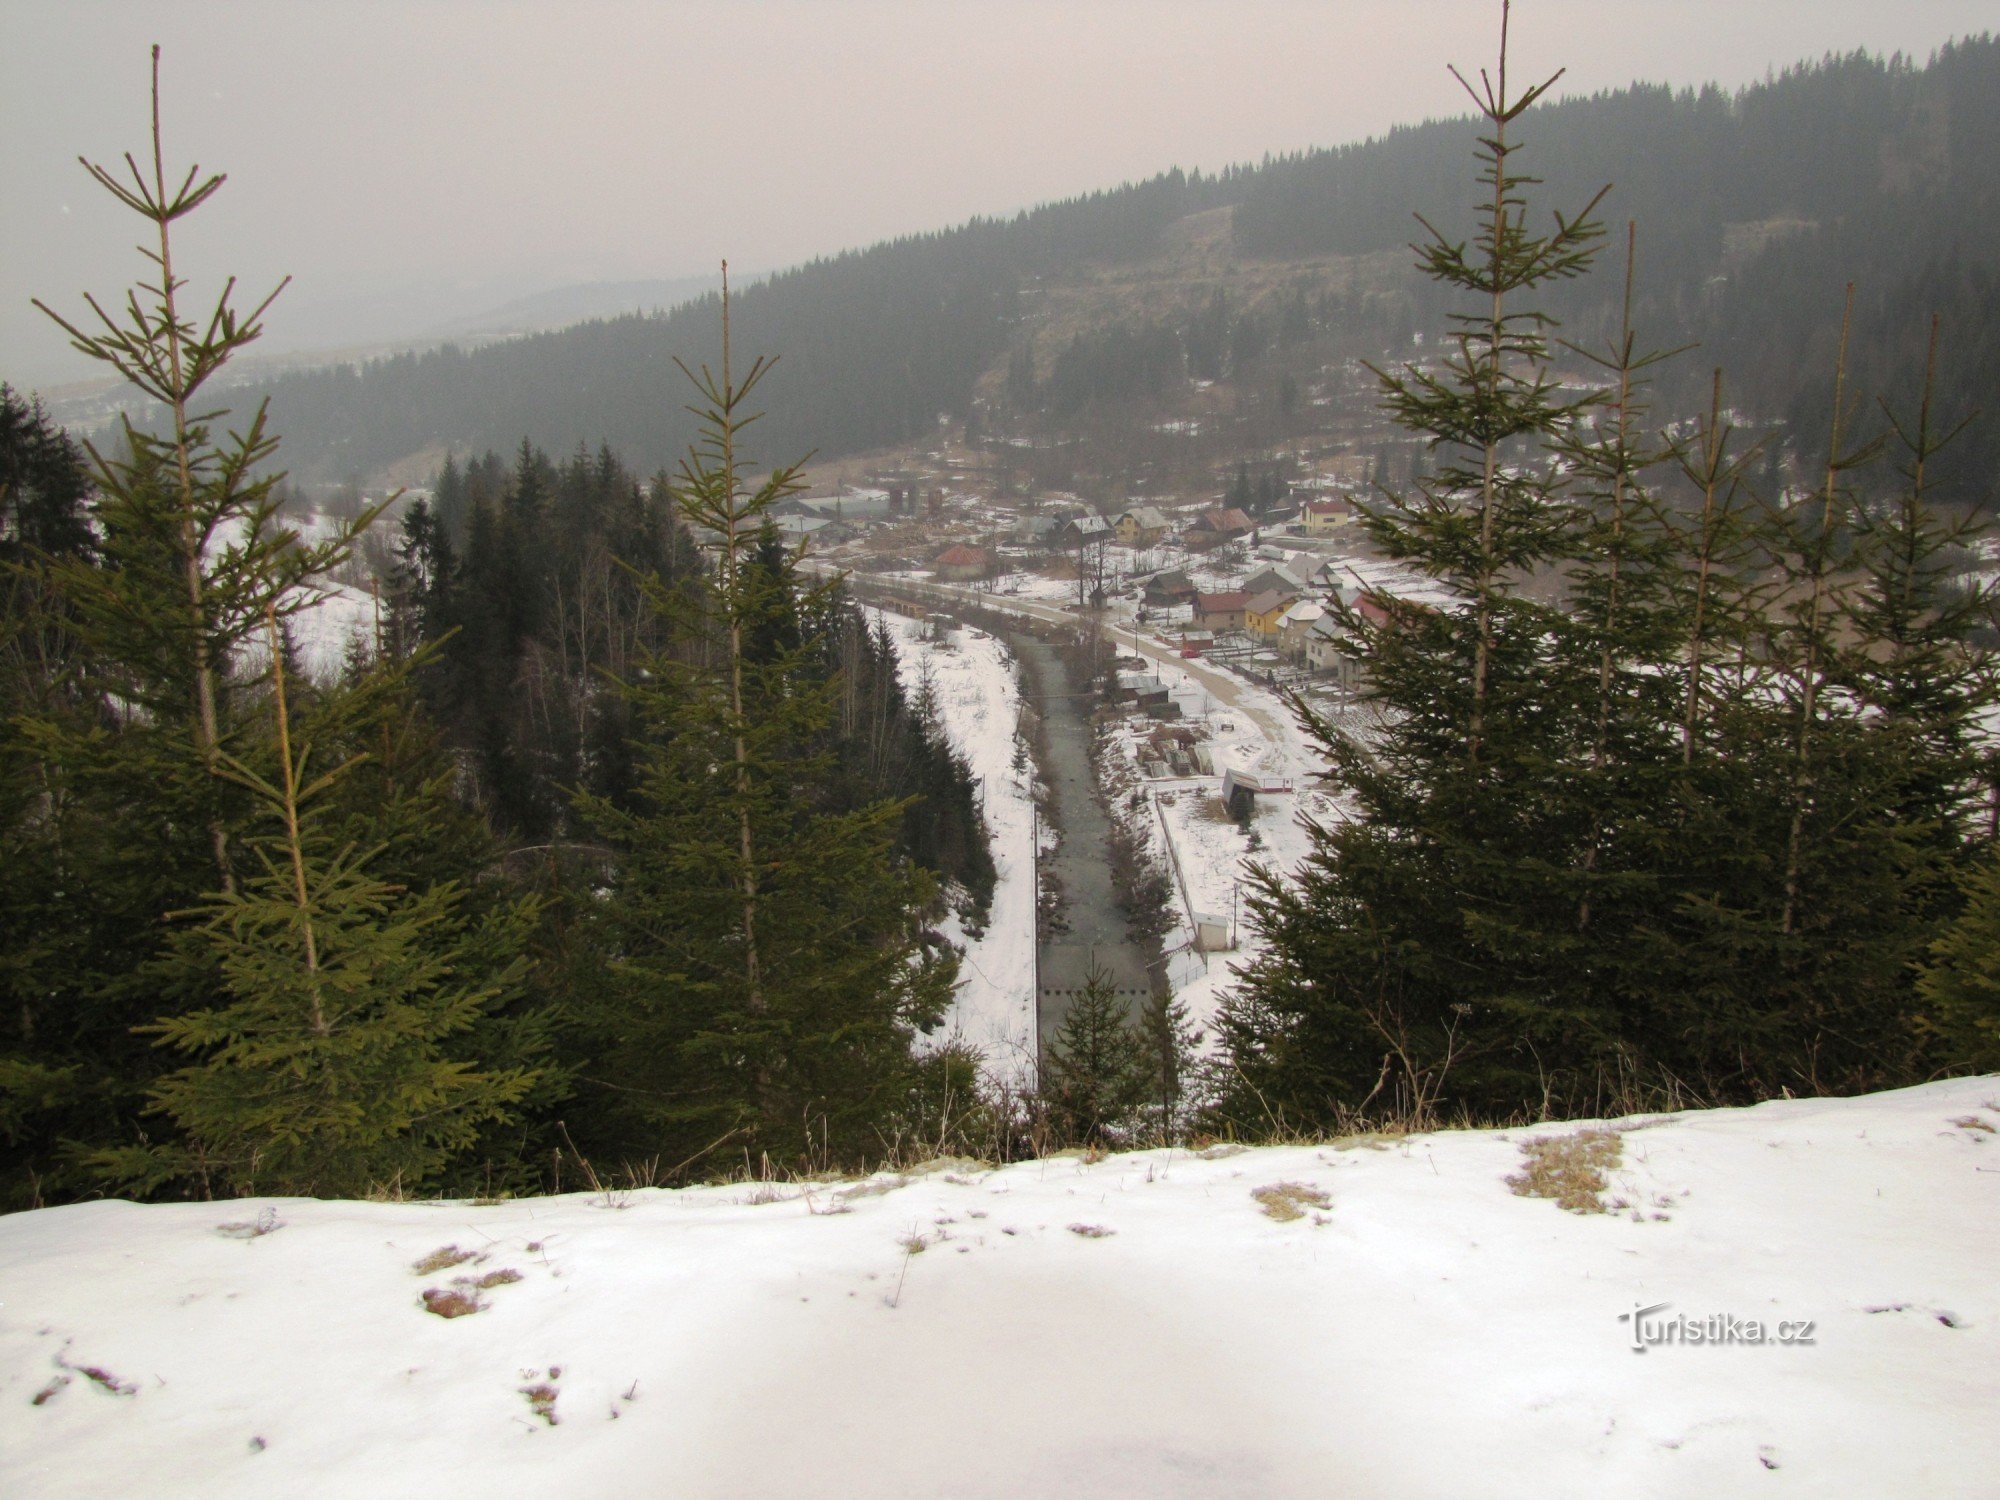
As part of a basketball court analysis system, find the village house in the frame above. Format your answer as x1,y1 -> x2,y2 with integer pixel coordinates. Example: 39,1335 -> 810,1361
1242,561 -> 1312,600
808,487 -> 896,521
1305,613 -> 1350,676
933,543 -> 994,582
1299,497 -> 1350,536
1140,568 -> 1198,609
1192,589 -> 1252,632
1057,513 -> 1114,547
1114,506 -> 1171,547
1013,514 -> 1061,547
1245,588 -> 1299,638
1278,598 -> 1327,656
1183,507 -> 1255,551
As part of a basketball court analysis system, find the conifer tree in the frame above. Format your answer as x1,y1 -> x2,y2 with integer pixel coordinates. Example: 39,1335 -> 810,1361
1041,969 -> 1146,1147
1222,4 -> 1611,1124
1137,989 -> 1201,1146
1919,852 -> 2000,1072
5,50 -> 380,1201
1844,316 -> 1996,882
572,269 -> 955,1170
95,612 -> 545,1198
32,49 -> 378,889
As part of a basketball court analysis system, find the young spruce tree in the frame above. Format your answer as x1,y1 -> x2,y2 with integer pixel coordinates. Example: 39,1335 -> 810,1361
573,270 -> 955,1172
1220,3 -> 1609,1126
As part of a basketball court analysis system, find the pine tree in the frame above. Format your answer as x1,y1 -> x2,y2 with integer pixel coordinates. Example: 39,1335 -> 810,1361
1223,4 -> 1611,1125
95,614 -> 545,1198
0,391 -> 103,1207
6,50 -> 379,1201
1843,316 -> 1996,889
1137,990 -> 1201,1146
32,49 -> 378,890
1041,968 -> 1146,1147
571,269 -> 955,1170
1919,851 -> 2000,1072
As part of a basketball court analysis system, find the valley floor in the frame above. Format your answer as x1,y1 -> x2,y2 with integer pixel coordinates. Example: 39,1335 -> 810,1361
4,1078 -> 1995,1498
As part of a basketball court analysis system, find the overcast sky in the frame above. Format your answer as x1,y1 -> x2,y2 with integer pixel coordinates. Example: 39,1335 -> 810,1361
5,0 -> 1994,389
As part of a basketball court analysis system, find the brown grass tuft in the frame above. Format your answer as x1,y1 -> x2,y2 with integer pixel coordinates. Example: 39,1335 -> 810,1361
1066,1223 -> 1116,1238
1251,1182 -> 1331,1222
420,1287 -> 485,1319
519,1379 -> 560,1426
1507,1128 -> 1623,1214
411,1245 -> 480,1275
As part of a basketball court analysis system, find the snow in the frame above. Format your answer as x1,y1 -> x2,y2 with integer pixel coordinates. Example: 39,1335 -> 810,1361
872,611 -> 1039,1083
5,1077 -> 1995,1497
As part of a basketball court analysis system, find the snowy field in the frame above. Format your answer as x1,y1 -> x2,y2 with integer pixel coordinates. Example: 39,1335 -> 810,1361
5,1078 -> 1994,1498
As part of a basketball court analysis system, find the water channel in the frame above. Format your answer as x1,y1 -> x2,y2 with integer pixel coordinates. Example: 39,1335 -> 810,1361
1009,629 -> 1161,1054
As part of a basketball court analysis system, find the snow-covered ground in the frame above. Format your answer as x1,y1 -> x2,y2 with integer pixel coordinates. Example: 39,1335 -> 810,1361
1094,637 -> 1332,1034
6,1078 -> 1994,1498
873,611 -> 1039,1083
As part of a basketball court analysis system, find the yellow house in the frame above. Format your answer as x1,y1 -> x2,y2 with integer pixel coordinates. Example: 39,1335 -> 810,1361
1115,506 -> 1170,546
1300,498 -> 1349,536
1245,588 -> 1298,637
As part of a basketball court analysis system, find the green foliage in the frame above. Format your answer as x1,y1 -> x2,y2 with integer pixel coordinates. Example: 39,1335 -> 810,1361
569,284 -> 956,1172
4,52 -> 551,1207
1137,990 -> 1202,1145
1220,15 -> 1998,1129
110,634 -> 544,1199
1041,969 -> 1147,1146
1920,852 -> 2000,1072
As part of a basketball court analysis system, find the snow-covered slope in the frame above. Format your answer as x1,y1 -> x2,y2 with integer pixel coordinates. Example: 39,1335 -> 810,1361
4,1079 -> 1995,1499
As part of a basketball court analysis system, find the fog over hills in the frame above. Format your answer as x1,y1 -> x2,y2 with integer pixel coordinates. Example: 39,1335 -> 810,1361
208,38 -> 1998,512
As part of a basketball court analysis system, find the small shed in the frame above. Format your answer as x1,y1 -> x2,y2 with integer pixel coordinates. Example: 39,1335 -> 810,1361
1222,766 -> 1295,821
1142,568 -> 1197,608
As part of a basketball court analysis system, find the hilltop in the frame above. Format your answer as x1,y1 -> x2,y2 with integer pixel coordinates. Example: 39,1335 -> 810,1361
5,1077 -> 1994,1498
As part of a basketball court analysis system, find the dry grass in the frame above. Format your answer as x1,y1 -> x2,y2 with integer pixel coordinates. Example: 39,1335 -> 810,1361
420,1287 -> 485,1319
1067,1223 -> 1116,1238
461,1268 -> 522,1291
215,1207 -> 282,1239
1251,1182 -> 1331,1222
1507,1128 -> 1624,1214
1950,1115 -> 1995,1134
411,1244 -> 481,1275
519,1379 -> 560,1426
71,1362 -> 137,1395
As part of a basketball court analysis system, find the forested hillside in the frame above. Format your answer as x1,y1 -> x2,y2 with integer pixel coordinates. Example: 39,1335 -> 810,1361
235,38 -> 2000,505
